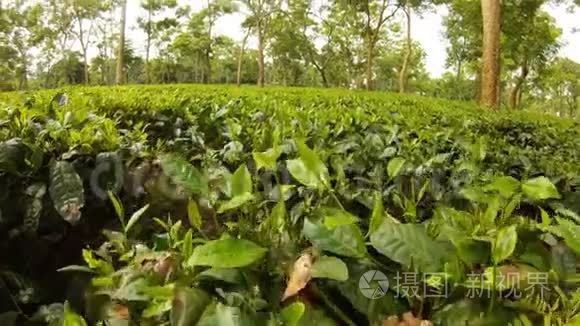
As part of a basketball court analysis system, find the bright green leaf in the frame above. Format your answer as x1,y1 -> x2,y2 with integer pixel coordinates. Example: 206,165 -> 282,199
311,256 -> 349,281
188,239 -> 267,268
484,176 -> 520,198
492,226 -> 518,264
302,218 -> 367,258
187,199 -> 202,231
287,159 -> 320,189
63,301 -> 87,326
182,229 -> 193,259
367,191 -> 385,236
281,302 -> 305,326
287,140 -> 329,189
217,193 -> 255,213
321,207 -> 358,229
253,148 -> 281,171
269,199 -> 286,232
108,191 -> 125,226
125,204 -> 149,234
522,176 -> 560,201
387,157 -> 406,179
230,164 -> 252,197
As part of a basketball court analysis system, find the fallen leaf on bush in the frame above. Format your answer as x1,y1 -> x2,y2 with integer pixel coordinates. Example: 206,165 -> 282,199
282,252 -> 314,301
383,312 -> 433,326
110,303 -> 130,320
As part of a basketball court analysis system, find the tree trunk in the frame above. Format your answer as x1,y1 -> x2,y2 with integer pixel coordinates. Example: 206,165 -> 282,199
257,24 -> 265,87
399,3 -> 412,93
319,68 -> 329,88
115,0 -> 127,85
237,30 -> 250,86
456,60 -> 462,81
480,0 -> 501,109
508,60 -> 528,110
366,43 -> 374,91
145,9 -> 152,84
82,49 -> 89,84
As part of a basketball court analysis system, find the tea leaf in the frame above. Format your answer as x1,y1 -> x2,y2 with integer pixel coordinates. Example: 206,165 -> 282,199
484,176 -> 520,198
281,302 -> 305,326
188,239 -> 267,268
171,287 -> 211,326
217,193 -> 255,213
370,221 -> 447,271
492,225 -> 518,264
321,207 -> 358,229
554,218 -> 580,255
49,161 -> 85,225
187,199 -> 202,231
125,204 -> 149,234
230,164 -> 252,196
368,191 -> 385,236
302,218 -> 367,258
387,157 -> 406,179
253,148 -> 281,171
160,154 -> 208,195
63,301 -> 87,326
522,176 -> 560,201
311,255 -> 348,281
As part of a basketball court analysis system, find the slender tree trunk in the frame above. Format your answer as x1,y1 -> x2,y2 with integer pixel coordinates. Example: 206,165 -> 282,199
237,30 -> 250,86
456,60 -> 462,80
205,12 -> 213,84
366,42 -> 374,91
399,3 -> 412,93
480,0 -> 501,109
318,67 -> 329,88
202,50 -> 211,84
82,49 -> 89,84
508,60 -> 528,110
145,9 -> 152,84
257,24 -> 265,87
115,0 -> 127,85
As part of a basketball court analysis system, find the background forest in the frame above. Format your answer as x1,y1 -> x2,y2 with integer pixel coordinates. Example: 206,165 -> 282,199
1,0 -> 579,116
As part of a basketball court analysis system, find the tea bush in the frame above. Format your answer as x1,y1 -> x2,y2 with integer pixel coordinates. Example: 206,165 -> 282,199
1,85 -> 580,325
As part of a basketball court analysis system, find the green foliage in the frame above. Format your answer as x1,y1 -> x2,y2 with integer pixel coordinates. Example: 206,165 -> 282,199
1,85 -> 580,325
188,238 -> 267,268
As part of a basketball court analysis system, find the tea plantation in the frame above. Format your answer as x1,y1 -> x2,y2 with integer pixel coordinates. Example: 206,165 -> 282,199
1,85 -> 580,325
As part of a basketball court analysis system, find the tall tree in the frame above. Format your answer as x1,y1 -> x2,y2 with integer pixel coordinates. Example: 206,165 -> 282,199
480,0 -> 501,109
237,28 -> 251,86
398,1 -> 412,93
242,0 -> 280,87
503,4 -> 560,109
70,0 -> 104,84
347,0 -> 401,90
0,1 -> 46,89
188,0 -> 236,83
116,0 -> 127,84
138,0 -> 179,83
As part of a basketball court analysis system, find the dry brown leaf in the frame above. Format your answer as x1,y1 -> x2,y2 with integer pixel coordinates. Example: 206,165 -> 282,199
383,312 -> 433,326
281,252 -> 314,301
110,303 -> 130,320
383,315 -> 400,326
402,312 -> 420,326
